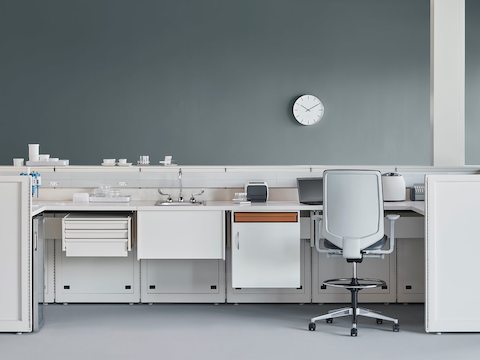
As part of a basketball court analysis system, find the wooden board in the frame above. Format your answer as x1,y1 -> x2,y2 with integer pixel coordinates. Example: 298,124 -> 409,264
234,212 -> 298,223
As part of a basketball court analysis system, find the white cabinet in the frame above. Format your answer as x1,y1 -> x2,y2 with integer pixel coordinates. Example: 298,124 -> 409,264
395,215 -> 425,303
140,259 -> 225,303
312,251 -> 396,303
55,239 -> 140,303
0,177 -> 32,332
231,212 -> 301,288
137,210 -> 224,259
62,214 -> 132,257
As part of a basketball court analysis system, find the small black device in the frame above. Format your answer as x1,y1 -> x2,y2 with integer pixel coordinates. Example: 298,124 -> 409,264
297,177 -> 323,205
245,181 -> 269,203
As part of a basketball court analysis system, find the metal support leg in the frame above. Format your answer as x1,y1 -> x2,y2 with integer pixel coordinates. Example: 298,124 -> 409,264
311,307 -> 352,323
357,308 -> 399,324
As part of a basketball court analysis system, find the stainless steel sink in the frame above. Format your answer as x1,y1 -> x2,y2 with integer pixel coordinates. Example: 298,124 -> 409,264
155,201 -> 205,206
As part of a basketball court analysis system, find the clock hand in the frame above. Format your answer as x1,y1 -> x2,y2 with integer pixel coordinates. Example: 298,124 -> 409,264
298,104 -> 309,111
307,103 -> 321,111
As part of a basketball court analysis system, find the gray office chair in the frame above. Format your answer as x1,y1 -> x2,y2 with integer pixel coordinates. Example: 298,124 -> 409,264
308,170 -> 400,337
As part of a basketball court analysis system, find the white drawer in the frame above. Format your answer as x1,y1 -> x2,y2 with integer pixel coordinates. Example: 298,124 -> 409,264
62,214 -> 132,257
64,220 -> 129,230
64,239 -> 129,257
64,229 -> 129,239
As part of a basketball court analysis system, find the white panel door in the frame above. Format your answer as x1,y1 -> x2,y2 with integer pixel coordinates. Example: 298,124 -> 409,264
0,176 -> 32,332
137,211 -> 224,259
426,175 -> 480,332
231,221 -> 300,288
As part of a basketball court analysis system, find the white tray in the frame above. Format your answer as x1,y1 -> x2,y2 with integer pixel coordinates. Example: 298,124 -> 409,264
26,160 -> 69,166
89,196 -> 131,203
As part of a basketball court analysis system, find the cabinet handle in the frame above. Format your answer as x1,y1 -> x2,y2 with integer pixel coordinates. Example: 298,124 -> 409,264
236,231 -> 240,250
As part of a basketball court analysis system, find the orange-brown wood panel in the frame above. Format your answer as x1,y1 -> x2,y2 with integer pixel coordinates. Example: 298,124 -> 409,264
234,212 -> 298,223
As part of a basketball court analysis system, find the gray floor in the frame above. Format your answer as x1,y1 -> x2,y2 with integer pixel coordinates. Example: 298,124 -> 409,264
1,304 -> 480,360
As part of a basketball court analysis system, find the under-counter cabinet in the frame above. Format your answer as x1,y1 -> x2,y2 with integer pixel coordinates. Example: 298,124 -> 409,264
395,214 -> 425,303
312,215 -> 396,303
55,213 -> 140,303
137,210 -> 224,259
231,212 -> 301,288
140,259 -> 225,303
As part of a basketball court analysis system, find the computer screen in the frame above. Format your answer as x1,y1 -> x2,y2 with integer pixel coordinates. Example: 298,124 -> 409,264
297,177 -> 323,205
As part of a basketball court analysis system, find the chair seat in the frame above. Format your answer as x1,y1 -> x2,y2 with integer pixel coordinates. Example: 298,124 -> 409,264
323,236 -> 387,251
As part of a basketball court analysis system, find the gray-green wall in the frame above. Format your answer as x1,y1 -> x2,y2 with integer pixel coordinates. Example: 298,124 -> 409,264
466,0 -> 480,164
0,0 -> 430,165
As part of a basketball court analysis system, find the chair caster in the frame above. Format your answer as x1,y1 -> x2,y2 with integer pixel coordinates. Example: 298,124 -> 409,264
376,319 -> 383,325
326,318 -> 333,324
393,323 -> 400,332
308,322 -> 316,331
351,328 -> 358,337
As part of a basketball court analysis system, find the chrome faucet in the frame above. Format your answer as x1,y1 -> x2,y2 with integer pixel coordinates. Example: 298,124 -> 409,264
178,168 -> 184,202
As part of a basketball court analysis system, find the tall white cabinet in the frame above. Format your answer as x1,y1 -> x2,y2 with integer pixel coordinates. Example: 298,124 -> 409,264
0,177 -> 32,332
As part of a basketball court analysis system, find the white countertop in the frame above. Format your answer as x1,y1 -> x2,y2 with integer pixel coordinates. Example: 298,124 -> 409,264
32,200 -> 425,216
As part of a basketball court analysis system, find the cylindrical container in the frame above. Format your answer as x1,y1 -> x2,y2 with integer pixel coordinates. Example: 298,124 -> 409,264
382,172 -> 406,201
13,158 -> 24,167
28,144 -> 40,161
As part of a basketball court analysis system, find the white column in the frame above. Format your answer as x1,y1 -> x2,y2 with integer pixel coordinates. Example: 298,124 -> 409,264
431,0 -> 465,166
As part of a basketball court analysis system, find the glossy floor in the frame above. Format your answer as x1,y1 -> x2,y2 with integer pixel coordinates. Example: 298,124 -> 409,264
1,304 -> 478,360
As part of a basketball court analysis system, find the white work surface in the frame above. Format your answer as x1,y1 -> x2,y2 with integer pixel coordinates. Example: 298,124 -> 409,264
32,200 -> 425,216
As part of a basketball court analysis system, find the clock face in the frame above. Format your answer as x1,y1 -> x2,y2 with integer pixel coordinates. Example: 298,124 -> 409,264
293,95 -> 325,126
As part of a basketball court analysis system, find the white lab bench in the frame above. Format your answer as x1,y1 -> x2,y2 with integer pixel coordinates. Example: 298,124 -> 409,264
1,192 -> 425,332
29,200 -> 425,306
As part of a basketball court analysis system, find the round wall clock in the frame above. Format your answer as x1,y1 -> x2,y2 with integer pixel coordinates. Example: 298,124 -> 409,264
293,95 -> 325,126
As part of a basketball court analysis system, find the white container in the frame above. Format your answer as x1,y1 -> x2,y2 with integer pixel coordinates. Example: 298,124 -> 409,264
39,154 -> 50,161
73,193 -> 90,204
382,173 -> 406,201
28,144 -> 40,161
13,158 -> 24,167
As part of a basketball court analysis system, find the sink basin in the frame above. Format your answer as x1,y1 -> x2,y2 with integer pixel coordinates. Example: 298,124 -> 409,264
155,201 -> 205,206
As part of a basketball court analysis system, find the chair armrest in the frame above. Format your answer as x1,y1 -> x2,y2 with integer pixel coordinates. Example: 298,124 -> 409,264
364,214 -> 400,255
312,214 -> 342,255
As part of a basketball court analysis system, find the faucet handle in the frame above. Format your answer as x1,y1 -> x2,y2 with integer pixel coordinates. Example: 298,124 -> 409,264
190,190 -> 205,203
158,189 -> 173,202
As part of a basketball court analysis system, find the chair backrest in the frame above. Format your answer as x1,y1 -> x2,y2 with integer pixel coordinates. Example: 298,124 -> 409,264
322,170 -> 384,259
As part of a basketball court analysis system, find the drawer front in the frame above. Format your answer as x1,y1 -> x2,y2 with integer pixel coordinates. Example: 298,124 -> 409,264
234,212 -> 298,223
64,229 -> 129,239
65,239 -> 128,257
62,215 -> 131,257
137,211 -> 224,260
64,220 -> 129,230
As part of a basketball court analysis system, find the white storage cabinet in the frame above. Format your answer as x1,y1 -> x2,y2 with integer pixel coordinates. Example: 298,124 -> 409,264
312,215 -> 396,303
231,212 -> 301,288
62,214 -> 131,257
395,214 -> 425,303
56,213 -> 140,303
140,259 -> 225,303
137,210 -> 224,259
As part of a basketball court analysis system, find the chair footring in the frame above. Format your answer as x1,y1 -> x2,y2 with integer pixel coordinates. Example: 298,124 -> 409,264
323,278 -> 386,290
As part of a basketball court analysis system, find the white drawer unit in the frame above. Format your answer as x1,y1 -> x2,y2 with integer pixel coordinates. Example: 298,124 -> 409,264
231,212 -> 301,288
136,210 -> 224,259
62,214 -> 132,257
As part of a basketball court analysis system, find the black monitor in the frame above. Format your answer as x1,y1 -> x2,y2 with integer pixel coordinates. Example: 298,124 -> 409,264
297,177 -> 323,205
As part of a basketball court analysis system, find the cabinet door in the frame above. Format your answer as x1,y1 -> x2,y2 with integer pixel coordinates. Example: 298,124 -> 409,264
137,211 -> 224,259
312,251 -> 396,303
0,177 -> 32,332
55,239 -> 140,303
231,220 -> 300,288
140,259 -> 225,303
